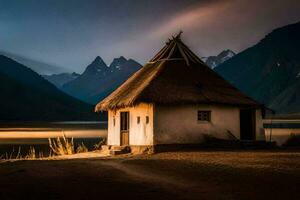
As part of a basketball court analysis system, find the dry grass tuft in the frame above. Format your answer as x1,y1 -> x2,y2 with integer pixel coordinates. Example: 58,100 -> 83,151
0,146 -> 39,161
94,138 -> 106,150
48,134 -> 75,156
0,135 -> 102,162
25,147 -> 36,159
76,143 -> 88,153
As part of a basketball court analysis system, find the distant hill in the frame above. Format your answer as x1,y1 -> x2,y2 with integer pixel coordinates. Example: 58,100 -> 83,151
203,50 -> 235,68
62,56 -> 142,104
215,22 -> 300,114
0,55 -> 100,121
0,51 -> 69,75
43,72 -> 80,88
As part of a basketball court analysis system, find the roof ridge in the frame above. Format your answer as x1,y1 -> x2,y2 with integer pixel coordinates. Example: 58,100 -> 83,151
150,33 -> 204,66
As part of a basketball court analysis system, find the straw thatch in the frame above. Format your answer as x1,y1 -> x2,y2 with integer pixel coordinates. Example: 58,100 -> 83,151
95,33 -> 259,111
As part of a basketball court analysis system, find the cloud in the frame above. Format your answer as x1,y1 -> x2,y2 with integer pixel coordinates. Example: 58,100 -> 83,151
148,0 -> 231,40
140,0 -> 300,58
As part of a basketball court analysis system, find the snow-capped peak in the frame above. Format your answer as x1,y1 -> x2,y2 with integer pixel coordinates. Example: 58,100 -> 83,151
219,50 -> 236,63
109,56 -> 128,71
205,49 -> 236,69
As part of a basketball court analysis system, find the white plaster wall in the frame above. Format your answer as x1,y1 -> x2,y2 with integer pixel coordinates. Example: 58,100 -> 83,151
107,110 -> 120,145
107,103 -> 154,146
153,105 -> 241,144
107,103 -> 265,146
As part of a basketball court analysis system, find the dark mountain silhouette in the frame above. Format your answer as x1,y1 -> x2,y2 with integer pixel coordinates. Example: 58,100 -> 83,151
0,51 -> 69,75
0,55 -> 100,121
109,56 -> 127,72
215,22 -> 300,113
62,56 -> 142,104
43,72 -> 80,88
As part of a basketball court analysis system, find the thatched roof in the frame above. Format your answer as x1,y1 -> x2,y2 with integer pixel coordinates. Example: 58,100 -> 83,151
95,32 -> 260,111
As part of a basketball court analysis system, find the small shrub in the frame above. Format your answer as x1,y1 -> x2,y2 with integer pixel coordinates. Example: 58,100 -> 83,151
283,133 -> 300,147
48,134 -> 75,155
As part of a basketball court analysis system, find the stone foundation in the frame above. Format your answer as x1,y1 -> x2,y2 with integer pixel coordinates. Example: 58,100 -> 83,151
103,144 -> 205,155
130,145 -> 154,154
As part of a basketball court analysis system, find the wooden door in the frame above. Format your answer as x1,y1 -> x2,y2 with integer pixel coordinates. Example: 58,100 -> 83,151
240,109 -> 256,140
120,112 -> 129,146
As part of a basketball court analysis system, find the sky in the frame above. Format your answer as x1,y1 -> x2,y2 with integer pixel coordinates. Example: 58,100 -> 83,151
1,0 -> 300,73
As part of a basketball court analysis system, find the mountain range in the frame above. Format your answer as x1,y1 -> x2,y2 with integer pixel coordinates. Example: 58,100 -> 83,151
61,56 -> 142,104
1,21 -> 299,119
215,21 -> 300,114
203,50 -> 236,68
46,20 -> 300,114
0,55 -> 99,121
43,72 -> 80,88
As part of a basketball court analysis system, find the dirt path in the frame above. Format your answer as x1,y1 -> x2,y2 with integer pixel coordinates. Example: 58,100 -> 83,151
98,159 -> 210,200
0,151 -> 300,200
99,160 -> 210,199
102,160 -> 193,187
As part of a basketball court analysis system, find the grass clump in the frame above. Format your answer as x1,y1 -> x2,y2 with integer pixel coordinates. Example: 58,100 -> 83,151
25,146 -> 36,159
48,134 -> 75,156
94,138 -> 106,150
0,136 -> 103,162
76,143 -> 88,153
0,146 -> 42,161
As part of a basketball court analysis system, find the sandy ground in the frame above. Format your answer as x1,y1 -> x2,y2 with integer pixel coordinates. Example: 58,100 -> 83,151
0,151 -> 300,200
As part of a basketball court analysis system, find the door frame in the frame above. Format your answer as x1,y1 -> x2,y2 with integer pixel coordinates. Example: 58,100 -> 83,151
120,111 -> 130,146
240,108 -> 256,140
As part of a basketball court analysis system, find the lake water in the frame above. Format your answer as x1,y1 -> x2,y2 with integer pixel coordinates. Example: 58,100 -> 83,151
0,121 -> 108,158
263,119 -> 300,145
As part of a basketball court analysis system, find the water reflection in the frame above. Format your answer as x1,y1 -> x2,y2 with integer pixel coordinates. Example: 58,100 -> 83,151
0,121 -> 108,157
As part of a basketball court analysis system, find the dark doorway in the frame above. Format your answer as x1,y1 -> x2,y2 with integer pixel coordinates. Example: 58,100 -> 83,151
120,111 -> 129,146
240,109 -> 256,140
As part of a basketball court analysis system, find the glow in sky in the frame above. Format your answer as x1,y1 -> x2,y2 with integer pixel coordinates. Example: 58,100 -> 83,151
0,0 -> 300,73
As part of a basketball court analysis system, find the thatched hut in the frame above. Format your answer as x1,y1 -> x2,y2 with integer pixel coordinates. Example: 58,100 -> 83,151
95,33 -> 265,153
